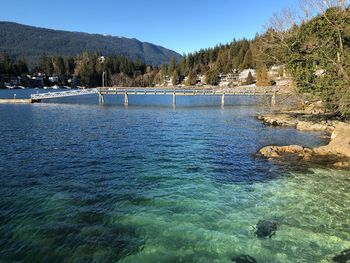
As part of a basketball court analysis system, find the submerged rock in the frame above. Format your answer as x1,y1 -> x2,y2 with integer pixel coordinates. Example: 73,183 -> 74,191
332,248 -> 350,263
254,220 -> 278,238
232,254 -> 258,263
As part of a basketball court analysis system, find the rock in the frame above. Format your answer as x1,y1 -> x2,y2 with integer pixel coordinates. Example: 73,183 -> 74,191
313,122 -> 350,158
257,114 -> 298,127
334,162 -> 350,168
254,220 -> 278,238
304,101 -> 326,114
258,112 -> 335,132
258,145 -> 311,158
232,255 -> 258,263
332,248 -> 350,263
258,121 -> 350,167
296,121 -> 334,132
258,146 -> 282,158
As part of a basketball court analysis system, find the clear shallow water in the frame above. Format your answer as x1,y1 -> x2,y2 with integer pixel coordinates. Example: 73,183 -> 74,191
0,90 -> 349,263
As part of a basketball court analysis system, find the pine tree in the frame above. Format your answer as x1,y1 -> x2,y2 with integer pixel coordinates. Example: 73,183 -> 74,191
172,70 -> 179,86
245,71 -> 255,85
169,57 -> 177,75
53,56 -> 65,76
256,64 -> 270,86
205,68 -> 219,85
241,49 -> 253,69
185,70 -> 197,86
14,58 -> 28,75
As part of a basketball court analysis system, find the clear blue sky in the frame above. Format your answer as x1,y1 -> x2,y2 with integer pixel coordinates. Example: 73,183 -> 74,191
1,0 -> 299,54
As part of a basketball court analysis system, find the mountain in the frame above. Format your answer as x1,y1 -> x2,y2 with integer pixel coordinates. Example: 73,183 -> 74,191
0,22 -> 182,66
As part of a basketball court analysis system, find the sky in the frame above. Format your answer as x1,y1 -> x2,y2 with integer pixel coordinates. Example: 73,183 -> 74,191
1,0 -> 300,54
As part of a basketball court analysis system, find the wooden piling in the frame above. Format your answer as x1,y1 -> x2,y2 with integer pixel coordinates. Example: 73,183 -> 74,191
124,92 -> 129,106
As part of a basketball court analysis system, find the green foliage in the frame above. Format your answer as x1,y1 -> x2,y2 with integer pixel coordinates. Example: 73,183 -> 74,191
180,39 -> 257,77
282,7 -> 350,117
205,68 -> 219,85
0,53 -> 28,75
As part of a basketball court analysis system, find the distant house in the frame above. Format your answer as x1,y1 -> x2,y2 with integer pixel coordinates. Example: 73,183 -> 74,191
49,75 -> 60,83
68,76 -> 80,86
268,65 -> 285,78
275,78 -> 292,86
32,73 -> 46,86
239,69 -> 256,82
218,73 -> 239,86
198,75 -> 206,85
218,70 -> 239,86
9,76 -> 21,86
163,75 -> 172,86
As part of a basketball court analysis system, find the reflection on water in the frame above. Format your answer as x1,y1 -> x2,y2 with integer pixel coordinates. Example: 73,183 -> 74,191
0,90 -> 349,262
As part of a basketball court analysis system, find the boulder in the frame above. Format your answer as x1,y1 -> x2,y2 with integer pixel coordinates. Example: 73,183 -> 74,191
304,101 -> 326,114
296,121 -> 334,132
332,248 -> 350,263
257,114 -> 297,127
258,145 -> 311,158
254,220 -> 278,238
258,122 -> 350,167
258,112 -> 335,132
313,122 -> 350,158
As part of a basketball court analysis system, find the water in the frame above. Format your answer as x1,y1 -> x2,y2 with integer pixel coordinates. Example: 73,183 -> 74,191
0,90 -> 349,263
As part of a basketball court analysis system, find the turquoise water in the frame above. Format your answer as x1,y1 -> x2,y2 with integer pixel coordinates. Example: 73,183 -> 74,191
0,90 -> 349,262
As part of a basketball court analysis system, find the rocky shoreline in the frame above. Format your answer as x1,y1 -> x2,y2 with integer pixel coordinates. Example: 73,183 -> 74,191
257,112 -> 350,168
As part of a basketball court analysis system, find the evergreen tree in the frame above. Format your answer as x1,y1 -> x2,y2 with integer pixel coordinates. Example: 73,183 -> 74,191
172,70 -> 179,86
53,56 -> 65,76
64,56 -> 75,75
205,68 -> 219,85
185,70 -> 197,86
169,57 -> 177,76
245,71 -> 255,85
12,58 -> 28,75
256,64 -> 270,86
241,49 -> 253,69
0,53 -> 13,74
39,55 -> 54,75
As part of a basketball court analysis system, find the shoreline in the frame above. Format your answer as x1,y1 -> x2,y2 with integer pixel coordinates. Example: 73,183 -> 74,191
257,110 -> 350,169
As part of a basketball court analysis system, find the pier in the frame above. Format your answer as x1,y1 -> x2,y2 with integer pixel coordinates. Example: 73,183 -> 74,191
28,86 -> 280,106
97,86 -> 279,106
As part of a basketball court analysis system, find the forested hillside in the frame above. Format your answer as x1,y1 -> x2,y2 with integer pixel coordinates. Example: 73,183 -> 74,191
0,22 -> 181,66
